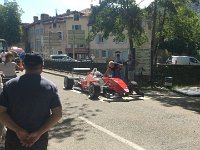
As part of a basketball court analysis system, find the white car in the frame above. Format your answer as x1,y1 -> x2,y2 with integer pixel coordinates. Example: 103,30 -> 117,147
50,54 -> 78,62
166,56 -> 200,65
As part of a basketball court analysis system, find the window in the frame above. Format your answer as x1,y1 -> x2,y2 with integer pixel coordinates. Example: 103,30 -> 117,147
96,35 -> 104,44
57,32 -> 63,40
102,50 -> 108,58
74,13 -> 80,21
113,38 -> 126,44
53,23 -> 57,28
36,40 -> 41,49
95,50 -> 100,58
72,25 -> 81,30
190,58 -> 198,63
77,44 -> 84,48
57,51 -> 62,54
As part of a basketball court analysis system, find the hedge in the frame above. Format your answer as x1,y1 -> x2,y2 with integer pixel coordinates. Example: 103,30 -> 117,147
44,60 -> 107,74
154,64 -> 200,86
44,60 -> 200,86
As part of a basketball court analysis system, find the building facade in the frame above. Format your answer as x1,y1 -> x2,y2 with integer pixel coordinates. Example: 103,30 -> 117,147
65,12 -> 90,59
24,9 -> 152,76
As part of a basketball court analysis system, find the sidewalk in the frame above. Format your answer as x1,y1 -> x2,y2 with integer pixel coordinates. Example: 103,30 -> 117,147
173,86 -> 200,97
43,69 -> 68,77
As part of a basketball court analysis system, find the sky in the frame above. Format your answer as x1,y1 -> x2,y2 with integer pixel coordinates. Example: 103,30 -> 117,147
0,0 -> 154,23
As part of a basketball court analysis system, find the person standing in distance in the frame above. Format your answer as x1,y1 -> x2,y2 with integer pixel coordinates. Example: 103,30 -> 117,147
104,61 -> 123,78
0,52 -> 24,143
0,53 -> 62,150
0,52 -> 24,79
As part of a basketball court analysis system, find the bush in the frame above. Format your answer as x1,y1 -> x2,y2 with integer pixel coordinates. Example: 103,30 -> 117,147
154,64 -> 200,86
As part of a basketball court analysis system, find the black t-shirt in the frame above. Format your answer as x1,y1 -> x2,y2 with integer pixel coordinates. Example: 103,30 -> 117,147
109,62 -> 121,70
109,62 -> 122,78
0,74 -> 61,133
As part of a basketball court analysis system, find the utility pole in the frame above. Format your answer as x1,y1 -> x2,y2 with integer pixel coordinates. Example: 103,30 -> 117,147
151,0 -> 158,86
73,30 -> 75,59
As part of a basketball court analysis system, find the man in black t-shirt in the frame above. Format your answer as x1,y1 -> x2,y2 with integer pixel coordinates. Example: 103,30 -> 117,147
104,60 -> 144,97
0,53 -> 62,150
104,61 -> 123,78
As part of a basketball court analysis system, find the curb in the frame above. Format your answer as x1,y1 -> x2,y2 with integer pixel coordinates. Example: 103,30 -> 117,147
42,70 -> 67,77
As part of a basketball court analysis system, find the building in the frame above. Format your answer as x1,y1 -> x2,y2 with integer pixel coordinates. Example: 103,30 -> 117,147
24,9 -> 152,76
25,13 -> 67,58
90,19 -> 152,75
65,11 -> 90,59
25,10 -> 90,60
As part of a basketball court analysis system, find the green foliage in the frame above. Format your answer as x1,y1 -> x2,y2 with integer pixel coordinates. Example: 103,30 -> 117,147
88,0 -> 147,47
161,7 -> 200,55
0,1 -> 23,46
147,0 -> 200,55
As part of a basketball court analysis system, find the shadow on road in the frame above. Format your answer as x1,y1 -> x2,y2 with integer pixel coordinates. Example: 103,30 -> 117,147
48,97 -> 102,142
145,90 -> 200,114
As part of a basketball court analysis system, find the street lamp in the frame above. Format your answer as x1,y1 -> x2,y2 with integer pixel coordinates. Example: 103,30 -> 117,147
72,30 -> 75,59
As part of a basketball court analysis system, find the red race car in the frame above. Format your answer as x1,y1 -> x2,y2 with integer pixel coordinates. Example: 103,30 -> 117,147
64,68 -> 144,100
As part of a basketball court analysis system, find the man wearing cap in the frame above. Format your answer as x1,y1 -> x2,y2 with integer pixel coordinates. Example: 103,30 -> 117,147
0,53 -> 62,150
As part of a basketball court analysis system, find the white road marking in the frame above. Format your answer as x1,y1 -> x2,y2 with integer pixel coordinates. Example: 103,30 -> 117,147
70,89 -> 82,94
79,116 -> 146,150
98,96 -> 144,102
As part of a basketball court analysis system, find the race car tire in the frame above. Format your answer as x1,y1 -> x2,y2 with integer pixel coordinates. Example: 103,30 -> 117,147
128,81 -> 144,97
64,76 -> 74,89
89,83 -> 101,100
128,81 -> 138,94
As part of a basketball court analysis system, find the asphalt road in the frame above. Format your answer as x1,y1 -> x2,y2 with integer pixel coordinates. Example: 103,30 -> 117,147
0,72 -> 200,150
38,71 -> 200,150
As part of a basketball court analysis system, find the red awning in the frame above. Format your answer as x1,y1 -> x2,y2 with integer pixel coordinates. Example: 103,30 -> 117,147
9,47 -> 24,53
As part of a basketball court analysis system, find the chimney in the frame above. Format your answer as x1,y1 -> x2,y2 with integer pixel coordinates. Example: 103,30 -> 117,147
33,16 -> 38,22
41,14 -> 49,20
66,9 -> 71,15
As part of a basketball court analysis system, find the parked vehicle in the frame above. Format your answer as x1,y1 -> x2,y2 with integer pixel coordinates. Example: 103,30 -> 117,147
78,58 -> 94,63
166,56 -> 200,65
50,54 -> 78,62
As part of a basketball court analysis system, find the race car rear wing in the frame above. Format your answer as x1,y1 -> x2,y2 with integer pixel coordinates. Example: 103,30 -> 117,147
72,68 -> 91,77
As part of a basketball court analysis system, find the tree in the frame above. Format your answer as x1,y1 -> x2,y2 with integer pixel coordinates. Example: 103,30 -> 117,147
89,0 -> 146,72
0,5 -> 6,39
160,7 -> 200,55
146,0 -> 200,63
0,1 -> 23,46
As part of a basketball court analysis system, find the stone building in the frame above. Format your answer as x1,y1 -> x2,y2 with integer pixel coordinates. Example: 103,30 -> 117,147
24,9 -> 152,76
25,10 -> 90,59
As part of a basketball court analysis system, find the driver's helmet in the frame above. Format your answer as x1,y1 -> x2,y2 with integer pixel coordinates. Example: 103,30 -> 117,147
94,71 -> 102,77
